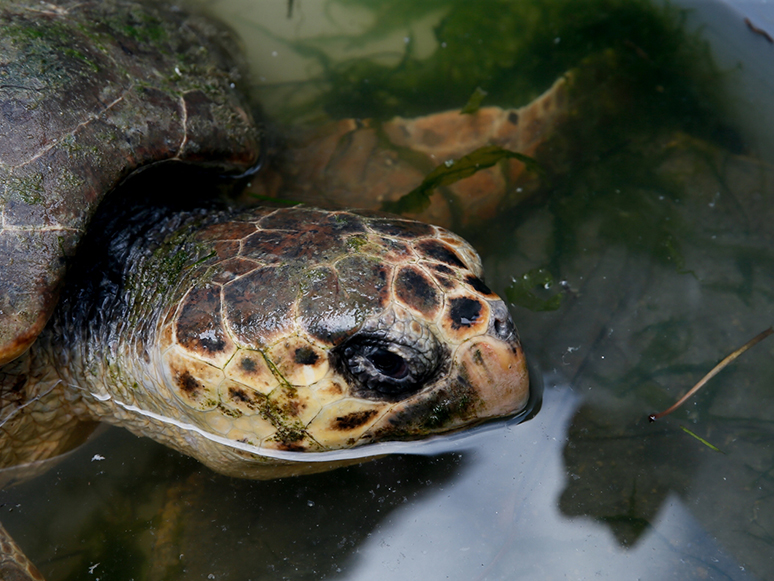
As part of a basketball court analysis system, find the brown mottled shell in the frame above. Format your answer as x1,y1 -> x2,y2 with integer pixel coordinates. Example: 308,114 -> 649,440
0,0 -> 260,364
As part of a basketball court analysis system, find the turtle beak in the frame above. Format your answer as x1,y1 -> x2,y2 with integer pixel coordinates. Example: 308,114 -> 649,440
451,332 -> 530,418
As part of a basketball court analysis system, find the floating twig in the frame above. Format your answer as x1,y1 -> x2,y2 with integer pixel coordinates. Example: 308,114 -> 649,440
649,327 -> 773,422
745,18 -> 774,44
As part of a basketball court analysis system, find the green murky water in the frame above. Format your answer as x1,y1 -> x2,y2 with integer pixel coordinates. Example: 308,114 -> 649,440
2,0 -> 774,579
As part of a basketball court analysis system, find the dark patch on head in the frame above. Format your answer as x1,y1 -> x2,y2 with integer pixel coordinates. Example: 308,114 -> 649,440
228,385 -> 259,408
415,240 -> 466,268
327,212 -> 367,234
223,266 -> 297,346
431,263 -> 455,276
336,255 -> 391,311
395,266 -> 441,316
448,297 -> 483,329
281,398 -> 304,417
240,357 -> 257,372
177,371 -> 202,397
367,218 -> 434,239
376,236 -> 412,260
243,221 -> 352,265
427,263 -> 458,290
508,111 -> 519,125
333,409 -> 378,431
196,221 -> 257,241
294,347 -> 319,365
240,230 -> 291,264
299,264 -> 380,346
260,207 -> 366,236
466,275 -> 493,296
258,207 -> 328,230
176,286 -> 228,355
368,378 -> 478,438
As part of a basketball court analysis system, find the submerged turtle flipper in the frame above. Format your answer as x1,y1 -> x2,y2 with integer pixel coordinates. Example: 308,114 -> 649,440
0,521 -> 44,581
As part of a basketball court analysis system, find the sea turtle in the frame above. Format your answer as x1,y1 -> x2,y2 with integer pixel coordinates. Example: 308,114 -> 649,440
0,0 -> 531,577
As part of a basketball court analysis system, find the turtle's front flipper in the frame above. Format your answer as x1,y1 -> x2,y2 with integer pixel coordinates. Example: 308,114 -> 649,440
0,521 -> 45,581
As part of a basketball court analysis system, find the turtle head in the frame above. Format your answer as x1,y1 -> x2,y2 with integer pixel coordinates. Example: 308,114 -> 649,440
153,207 -> 528,470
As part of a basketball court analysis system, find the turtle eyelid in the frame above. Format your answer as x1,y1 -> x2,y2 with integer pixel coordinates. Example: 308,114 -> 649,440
336,335 -> 437,400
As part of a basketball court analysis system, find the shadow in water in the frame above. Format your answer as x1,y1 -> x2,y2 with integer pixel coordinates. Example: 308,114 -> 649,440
558,402 -> 699,547
1,426 -> 466,581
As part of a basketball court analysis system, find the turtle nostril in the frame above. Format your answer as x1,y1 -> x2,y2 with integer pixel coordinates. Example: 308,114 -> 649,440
494,316 -> 511,340
489,301 -> 516,341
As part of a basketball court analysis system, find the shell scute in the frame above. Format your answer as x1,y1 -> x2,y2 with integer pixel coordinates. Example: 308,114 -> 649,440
394,265 -> 442,319
210,257 -> 259,284
174,285 -> 235,367
298,266 -> 361,345
222,266 -> 298,347
366,218 -> 434,239
265,338 -> 329,387
222,351 -> 275,396
413,239 -> 467,269
335,255 -> 392,313
440,295 -> 491,342
163,349 -> 223,411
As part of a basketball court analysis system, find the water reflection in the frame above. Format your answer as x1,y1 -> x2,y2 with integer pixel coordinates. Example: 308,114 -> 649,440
339,387 -> 754,581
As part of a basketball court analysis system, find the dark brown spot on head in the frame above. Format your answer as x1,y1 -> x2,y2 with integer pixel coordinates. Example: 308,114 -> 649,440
395,266 -> 441,317
431,263 -> 455,276
281,398 -> 305,417
295,347 -> 319,365
367,218 -> 434,239
243,226 -> 350,265
175,286 -> 232,360
178,371 -> 202,397
333,409 -> 378,430
327,212 -> 368,234
245,208 -> 366,265
375,237 -> 413,261
414,240 -> 466,268
465,275 -> 494,296
228,385 -> 259,408
258,207 -> 329,230
241,357 -> 257,372
448,297 -> 483,329
508,111 -> 519,125
213,240 -> 241,261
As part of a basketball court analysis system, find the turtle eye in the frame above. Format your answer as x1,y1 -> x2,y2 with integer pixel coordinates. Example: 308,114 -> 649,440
366,346 -> 409,380
340,338 -> 434,399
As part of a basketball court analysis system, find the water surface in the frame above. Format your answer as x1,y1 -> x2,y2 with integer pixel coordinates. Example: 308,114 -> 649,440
2,1 -> 773,579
